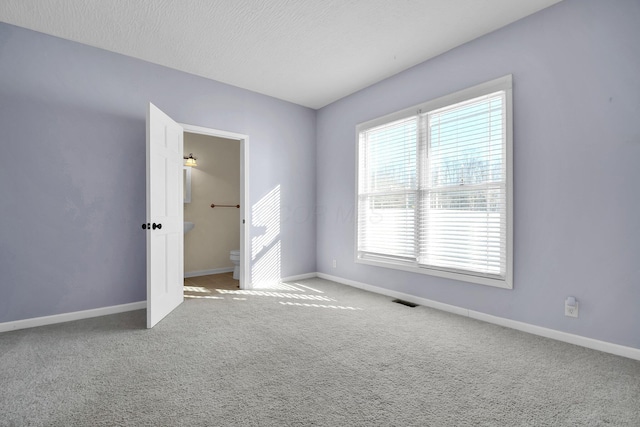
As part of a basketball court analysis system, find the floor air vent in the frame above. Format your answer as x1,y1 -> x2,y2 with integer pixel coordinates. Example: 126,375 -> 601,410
392,299 -> 418,308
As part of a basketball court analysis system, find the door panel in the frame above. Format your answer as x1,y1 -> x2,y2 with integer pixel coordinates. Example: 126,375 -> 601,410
147,103 -> 184,328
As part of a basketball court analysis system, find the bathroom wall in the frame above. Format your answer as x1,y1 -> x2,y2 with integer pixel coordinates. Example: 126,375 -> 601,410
184,133 -> 240,274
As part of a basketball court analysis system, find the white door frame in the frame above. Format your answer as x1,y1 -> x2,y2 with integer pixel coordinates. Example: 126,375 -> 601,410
180,123 -> 250,290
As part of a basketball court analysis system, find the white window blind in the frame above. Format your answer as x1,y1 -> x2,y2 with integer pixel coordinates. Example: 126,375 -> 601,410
358,117 -> 417,261
420,92 -> 506,279
356,76 -> 512,289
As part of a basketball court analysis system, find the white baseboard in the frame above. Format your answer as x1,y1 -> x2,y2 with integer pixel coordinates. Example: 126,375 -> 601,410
0,301 -> 146,333
247,273 -> 318,289
469,310 -> 640,361
282,272 -> 318,282
0,271 -> 315,333
185,267 -> 234,278
317,272 -> 640,361
318,272 -> 469,317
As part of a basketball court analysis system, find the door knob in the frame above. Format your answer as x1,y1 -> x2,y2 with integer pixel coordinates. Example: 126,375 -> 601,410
152,223 -> 162,230
142,223 -> 150,230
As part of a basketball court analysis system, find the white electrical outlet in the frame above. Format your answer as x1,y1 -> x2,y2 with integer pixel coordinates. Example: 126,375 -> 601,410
332,259 -> 337,268
565,298 -> 579,318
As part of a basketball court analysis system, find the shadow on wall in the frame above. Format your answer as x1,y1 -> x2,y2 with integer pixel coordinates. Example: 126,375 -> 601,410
251,185 -> 281,288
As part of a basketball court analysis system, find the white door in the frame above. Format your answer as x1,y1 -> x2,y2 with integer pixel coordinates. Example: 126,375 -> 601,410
146,103 -> 184,328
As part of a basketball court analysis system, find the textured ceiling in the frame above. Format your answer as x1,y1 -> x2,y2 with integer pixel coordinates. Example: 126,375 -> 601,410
0,0 -> 561,109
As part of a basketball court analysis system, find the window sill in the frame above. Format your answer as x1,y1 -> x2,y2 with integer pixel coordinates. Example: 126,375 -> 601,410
355,256 -> 513,290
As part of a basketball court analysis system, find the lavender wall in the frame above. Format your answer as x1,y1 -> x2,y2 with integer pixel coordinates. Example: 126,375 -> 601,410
0,23 -> 316,323
316,0 -> 640,349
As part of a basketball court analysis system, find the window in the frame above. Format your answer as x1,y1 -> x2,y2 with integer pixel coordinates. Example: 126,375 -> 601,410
356,76 -> 512,289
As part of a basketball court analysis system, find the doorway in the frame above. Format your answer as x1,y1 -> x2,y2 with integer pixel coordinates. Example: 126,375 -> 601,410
180,123 -> 249,291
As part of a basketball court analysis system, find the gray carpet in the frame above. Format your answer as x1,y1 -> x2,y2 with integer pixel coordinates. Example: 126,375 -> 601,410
1,278 -> 639,426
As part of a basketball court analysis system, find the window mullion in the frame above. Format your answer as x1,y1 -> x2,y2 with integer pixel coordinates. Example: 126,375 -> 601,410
415,112 -> 428,265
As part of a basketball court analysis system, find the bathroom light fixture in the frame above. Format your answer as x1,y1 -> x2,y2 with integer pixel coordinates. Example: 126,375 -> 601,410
184,153 -> 197,167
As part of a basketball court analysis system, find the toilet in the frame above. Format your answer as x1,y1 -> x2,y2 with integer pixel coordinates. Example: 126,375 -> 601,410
230,249 -> 240,280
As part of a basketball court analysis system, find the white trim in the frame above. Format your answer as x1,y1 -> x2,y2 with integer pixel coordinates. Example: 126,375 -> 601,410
281,272 -> 318,282
316,272 -> 640,361
240,133 -> 250,290
356,75 -> 513,132
0,301 -> 146,333
184,267 -> 234,278
356,258 -> 511,289
181,123 -> 247,141
504,79 -> 514,289
180,123 -> 250,291
354,75 -> 513,290
317,272 -> 468,316
468,311 -> 640,361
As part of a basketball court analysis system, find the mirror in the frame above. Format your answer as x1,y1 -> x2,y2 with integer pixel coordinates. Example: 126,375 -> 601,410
183,166 -> 192,203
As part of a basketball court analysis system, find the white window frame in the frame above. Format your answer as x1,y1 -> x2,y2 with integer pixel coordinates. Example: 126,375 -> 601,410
355,75 -> 513,289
